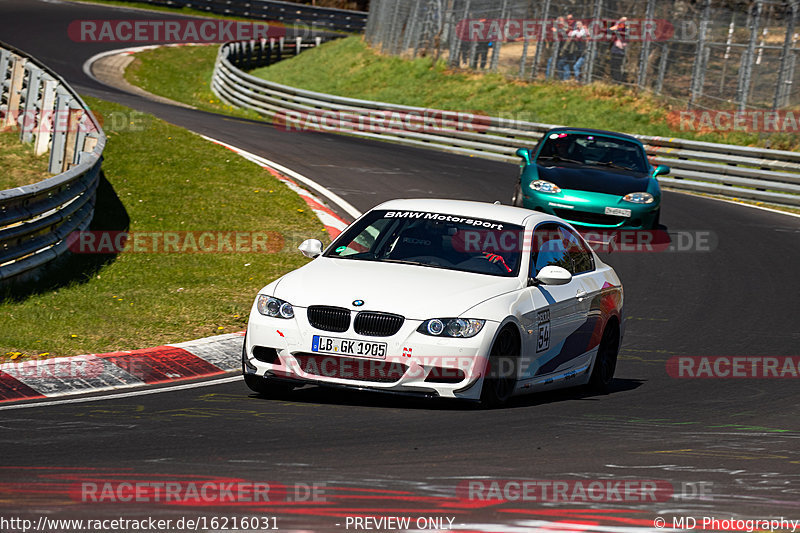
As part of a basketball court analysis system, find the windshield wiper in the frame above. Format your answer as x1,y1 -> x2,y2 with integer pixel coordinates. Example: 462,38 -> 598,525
537,155 -> 584,165
593,161 -> 636,171
380,259 -> 449,270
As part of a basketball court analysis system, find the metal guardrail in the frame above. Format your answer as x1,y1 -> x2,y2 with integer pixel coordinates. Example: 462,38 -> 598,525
114,0 -> 367,33
212,40 -> 800,208
0,42 -> 106,284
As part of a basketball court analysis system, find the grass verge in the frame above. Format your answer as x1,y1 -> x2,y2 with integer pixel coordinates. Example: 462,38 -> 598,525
0,96 -> 328,360
0,131 -> 51,190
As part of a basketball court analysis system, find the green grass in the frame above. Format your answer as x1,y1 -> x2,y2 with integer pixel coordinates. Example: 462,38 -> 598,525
1,97 -> 327,360
124,44 -> 262,119
0,131 -> 51,190
252,37 -> 798,150
123,35 -> 798,150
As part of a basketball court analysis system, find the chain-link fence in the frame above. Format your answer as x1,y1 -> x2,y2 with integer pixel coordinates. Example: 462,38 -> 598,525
364,0 -> 800,111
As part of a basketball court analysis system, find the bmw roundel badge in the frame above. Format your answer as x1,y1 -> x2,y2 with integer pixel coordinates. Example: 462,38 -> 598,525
353,299 -> 365,307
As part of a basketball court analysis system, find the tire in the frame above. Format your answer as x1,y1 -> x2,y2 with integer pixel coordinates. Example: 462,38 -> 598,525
480,327 -> 520,408
511,183 -> 523,207
242,338 -> 294,397
588,320 -> 619,393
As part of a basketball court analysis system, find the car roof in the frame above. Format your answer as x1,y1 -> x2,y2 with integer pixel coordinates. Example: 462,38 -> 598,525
372,198 -> 550,226
544,127 -> 642,144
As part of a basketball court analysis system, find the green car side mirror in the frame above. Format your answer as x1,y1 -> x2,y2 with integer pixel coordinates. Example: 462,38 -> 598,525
516,148 -> 532,165
654,165 -> 670,177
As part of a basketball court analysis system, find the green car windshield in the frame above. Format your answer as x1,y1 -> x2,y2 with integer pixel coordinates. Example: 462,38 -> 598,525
537,133 -> 648,173
324,210 -> 524,277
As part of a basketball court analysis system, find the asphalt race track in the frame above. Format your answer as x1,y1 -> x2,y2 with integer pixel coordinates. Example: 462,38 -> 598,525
1,1 -> 799,531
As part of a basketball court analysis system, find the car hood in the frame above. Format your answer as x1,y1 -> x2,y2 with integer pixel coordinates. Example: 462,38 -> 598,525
273,257 -> 522,319
535,164 -> 651,196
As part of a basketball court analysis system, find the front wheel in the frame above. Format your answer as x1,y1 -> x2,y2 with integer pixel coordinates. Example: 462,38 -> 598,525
588,320 -> 619,393
480,327 -> 520,408
511,183 -> 523,207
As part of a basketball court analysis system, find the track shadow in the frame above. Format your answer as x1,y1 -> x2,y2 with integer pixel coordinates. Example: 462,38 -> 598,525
246,377 -> 646,411
1,171 -> 129,301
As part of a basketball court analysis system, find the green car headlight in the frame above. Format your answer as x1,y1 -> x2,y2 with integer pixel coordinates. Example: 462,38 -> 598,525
622,192 -> 654,204
530,180 -> 562,194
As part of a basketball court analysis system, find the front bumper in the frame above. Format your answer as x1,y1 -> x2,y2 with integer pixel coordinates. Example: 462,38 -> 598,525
244,307 -> 499,400
522,188 -> 658,229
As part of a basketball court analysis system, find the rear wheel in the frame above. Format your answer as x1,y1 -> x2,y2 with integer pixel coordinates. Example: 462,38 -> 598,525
480,327 -> 520,408
588,320 -> 619,393
511,183 -> 523,207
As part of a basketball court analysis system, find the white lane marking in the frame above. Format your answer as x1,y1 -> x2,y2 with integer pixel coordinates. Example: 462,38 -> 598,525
668,189 -> 800,220
201,135 -> 362,219
0,376 -> 241,411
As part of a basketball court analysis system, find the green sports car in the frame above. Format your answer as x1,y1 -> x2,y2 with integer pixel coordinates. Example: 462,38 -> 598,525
512,128 -> 670,229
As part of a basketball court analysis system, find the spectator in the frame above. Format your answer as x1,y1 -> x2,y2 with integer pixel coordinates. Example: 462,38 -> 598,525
570,21 -> 588,81
609,16 -> 628,82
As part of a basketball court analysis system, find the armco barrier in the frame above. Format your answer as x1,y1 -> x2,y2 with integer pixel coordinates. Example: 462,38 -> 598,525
212,40 -> 800,208
0,42 -> 105,284
111,0 -> 367,33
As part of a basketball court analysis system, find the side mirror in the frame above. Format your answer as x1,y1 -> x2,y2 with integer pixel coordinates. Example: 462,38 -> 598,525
298,239 -> 323,258
516,147 -> 532,165
654,165 -> 670,177
532,265 -> 572,286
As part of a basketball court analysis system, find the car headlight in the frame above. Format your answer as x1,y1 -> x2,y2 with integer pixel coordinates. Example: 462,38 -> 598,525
418,318 -> 485,338
256,295 -> 294,319
622,192 -> 654,204
529,180 -> 561,194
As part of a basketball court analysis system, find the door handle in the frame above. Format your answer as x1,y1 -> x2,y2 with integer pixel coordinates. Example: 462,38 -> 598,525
576,289 -> 587,300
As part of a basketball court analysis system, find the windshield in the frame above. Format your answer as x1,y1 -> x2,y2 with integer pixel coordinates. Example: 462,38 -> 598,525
324,210 -> 524,277
537,132 -> 648,173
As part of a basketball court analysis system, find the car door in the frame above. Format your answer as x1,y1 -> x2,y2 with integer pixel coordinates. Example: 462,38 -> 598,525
518,223 -> 584,385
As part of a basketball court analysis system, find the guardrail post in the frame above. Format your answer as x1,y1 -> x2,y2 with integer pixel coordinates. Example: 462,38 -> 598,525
315,36 -> 322,47
62,103 -> 83,172
34,79 -> 56,157
773,0 -> 799,109
583,0 -> 603,83
2,56 -> 26,129
689,0 -> 711,107
48,89 -> 70,174
637,0 -> 656,89
737,0 -> 763,111
277,37 -> 284,62
296,36 -> 302,55
20,64 -> 42,144
530,0 -> 551,79
489,0 -> 509,72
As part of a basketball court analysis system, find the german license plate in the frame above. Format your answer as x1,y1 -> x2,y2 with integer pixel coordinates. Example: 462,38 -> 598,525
311,335 -> 387,359
605,207 -> 632,217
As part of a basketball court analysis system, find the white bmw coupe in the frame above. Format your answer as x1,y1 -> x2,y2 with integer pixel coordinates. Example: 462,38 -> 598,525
243,199 -> 624,407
